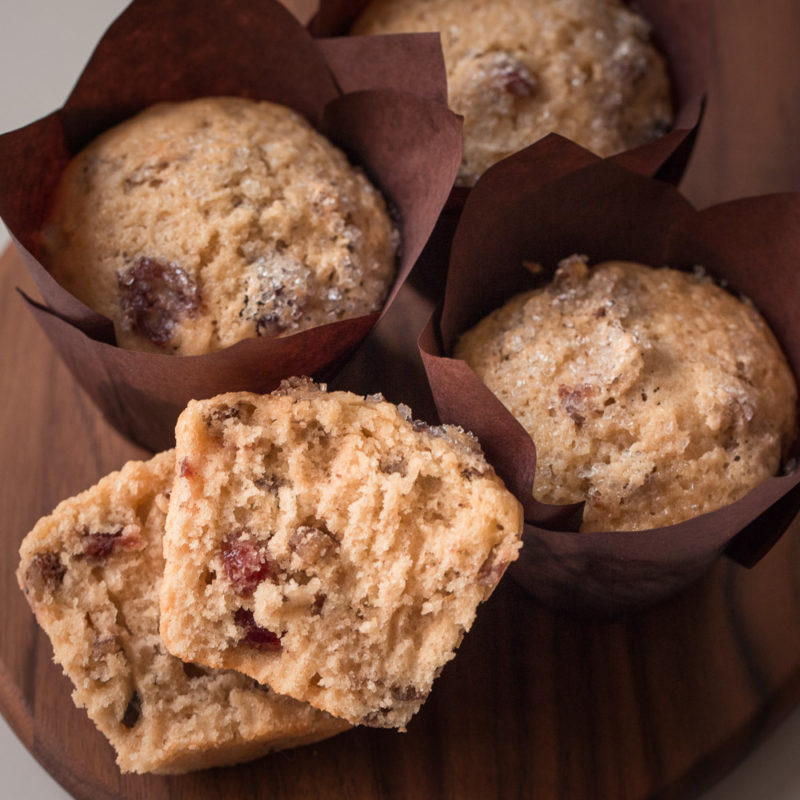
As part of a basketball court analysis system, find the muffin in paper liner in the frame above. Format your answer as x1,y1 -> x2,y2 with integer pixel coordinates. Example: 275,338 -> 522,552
309,0 -> 709,303
419,139 -> 800,616
310,0 -> 709,185
0,0 -> 462,452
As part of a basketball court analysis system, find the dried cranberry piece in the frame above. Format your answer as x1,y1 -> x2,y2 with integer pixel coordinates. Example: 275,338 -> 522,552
221,532 -> 276,597
491,53 -> 536,97
502,69 -> 534,96
83,529 -> 123,560
118,257 -> 200,347
234,608 -> 282,651
179,458 -> 193,478
81,527 -> 143,561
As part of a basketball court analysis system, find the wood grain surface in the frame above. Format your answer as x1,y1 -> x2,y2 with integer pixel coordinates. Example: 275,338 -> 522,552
2,0 -> 800,798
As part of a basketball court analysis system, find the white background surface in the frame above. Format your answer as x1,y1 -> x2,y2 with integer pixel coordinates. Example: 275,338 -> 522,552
1,2 -> 799,798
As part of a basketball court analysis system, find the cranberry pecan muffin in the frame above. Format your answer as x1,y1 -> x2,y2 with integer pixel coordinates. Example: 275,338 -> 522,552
17,451 -> 347,774
159,379 -> 523,728
456,257 -> 798,531
353,0 -> 672,185
42,96 -> 398,354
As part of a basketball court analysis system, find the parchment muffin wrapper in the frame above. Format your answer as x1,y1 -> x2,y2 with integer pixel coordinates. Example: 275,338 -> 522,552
0,0 -> 462,451
419,140 -> 800,616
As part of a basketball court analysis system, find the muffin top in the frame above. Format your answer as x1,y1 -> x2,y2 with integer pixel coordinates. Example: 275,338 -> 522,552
456,256 -> 798,531
353,0 -> 672,185
42,97 -> 398,355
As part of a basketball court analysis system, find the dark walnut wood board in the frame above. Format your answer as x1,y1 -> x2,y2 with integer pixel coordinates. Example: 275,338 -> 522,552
3,0 -> 800,797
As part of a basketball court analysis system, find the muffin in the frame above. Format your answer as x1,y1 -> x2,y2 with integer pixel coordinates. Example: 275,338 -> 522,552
41,96 -> 398,355
159,379 -> 523,728
353,0 -> 673,185
456,256 -> 798,532
16,451 -> 347,774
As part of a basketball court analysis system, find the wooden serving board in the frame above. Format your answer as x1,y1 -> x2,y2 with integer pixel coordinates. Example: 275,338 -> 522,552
2,0 -> 800,797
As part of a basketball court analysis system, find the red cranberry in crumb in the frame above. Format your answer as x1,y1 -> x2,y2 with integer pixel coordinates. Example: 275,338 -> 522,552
179,458 -> 193,478
234,608 -> 283,651
492,53 -> 536,97
83,529 -> 123,560
118,257 -> 200,346
221,533 -> 277,596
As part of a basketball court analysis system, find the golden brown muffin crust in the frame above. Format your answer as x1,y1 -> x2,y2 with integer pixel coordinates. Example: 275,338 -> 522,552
456,257 -> 797,531
43,97 -> 398,354
353,0 -> 672,185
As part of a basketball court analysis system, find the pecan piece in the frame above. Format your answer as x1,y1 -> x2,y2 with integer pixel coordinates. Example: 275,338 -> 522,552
289,525 -> 338,563
91,635 -> 122,661
379,456 -> 408,477
24,552 -> 66,596
477,552 -> 510,588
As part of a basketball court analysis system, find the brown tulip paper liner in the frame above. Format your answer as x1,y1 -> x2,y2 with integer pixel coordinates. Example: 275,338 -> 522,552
309,0 -> 709,306
0,0 -> 462,452
419,143 -> 800,617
